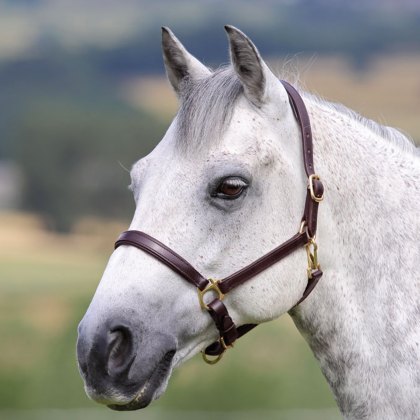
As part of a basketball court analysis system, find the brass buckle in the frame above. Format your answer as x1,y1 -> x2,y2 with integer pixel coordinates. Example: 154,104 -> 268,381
308,174 -> 324,202
305,237 -> 321,279
198,279 -> 224,310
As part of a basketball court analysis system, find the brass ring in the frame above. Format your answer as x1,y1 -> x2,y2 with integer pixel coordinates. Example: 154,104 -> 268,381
197,279 -> 224,310
201,351 -> 224,365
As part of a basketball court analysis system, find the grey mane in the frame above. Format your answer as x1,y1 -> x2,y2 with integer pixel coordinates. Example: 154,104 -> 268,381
302,90 -> 419,156
175,65 -> 418,156
176,66 -> 243,149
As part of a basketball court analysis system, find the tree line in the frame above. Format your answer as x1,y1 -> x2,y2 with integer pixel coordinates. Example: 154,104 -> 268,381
1,0 -> 419,230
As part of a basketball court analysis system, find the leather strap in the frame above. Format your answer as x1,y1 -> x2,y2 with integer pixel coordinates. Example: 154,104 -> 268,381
218,232 -> 308,293
115,230 -> 208,291
281,80 -> 324,238
207,299 -> 238,348
205,323 -> 257,356
281,80 -> 315,177
293,269 -> 323,307
114,80 -> 324,358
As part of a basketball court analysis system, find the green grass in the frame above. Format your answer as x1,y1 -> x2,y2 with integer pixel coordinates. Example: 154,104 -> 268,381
0,408 -> 342,420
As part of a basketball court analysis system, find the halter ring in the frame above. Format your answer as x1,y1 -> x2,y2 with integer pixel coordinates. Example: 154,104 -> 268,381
201,350 -> 224,365
198,279 -> 224,310
201,336 -> 233,365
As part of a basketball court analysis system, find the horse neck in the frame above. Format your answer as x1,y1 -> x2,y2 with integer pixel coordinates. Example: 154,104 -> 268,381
289,96 -> 420,419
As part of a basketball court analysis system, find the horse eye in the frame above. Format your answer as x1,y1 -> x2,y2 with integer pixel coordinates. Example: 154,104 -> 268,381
213,177 -> 248,200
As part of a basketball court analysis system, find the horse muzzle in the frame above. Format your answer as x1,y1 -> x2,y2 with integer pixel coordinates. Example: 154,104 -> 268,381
76,315 -> 176,410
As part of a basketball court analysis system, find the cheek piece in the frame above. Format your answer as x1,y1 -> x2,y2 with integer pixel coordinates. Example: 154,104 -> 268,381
115,80 -> 324,364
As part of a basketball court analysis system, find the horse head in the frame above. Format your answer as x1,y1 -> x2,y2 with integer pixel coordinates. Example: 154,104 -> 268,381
77,26 -> 312,410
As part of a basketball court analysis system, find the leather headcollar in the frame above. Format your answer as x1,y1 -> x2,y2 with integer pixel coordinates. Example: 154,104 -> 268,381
115,80 -> 324,363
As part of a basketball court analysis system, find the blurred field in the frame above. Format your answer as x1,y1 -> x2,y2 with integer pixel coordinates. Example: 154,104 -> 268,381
0,212 -> 340,419
123,53 -> 420,143
296,54 -> 420,142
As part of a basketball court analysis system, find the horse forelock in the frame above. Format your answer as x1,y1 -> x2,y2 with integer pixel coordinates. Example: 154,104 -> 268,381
175,66 -> 243,151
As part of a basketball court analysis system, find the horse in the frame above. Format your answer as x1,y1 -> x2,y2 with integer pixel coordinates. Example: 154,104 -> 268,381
76,26 -> 420,419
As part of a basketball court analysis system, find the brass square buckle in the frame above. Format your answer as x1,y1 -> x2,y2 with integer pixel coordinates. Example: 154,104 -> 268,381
198,278 -> 224,310
308,174 -> 324,202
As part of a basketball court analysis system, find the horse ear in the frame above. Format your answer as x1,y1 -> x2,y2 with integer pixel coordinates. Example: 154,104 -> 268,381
225,25 -> 282,107
162,27 -> 212,95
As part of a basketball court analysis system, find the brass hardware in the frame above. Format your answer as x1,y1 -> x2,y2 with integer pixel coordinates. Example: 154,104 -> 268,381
299,220 -> 307,233
198,279 -> 224,310
220,336 -> 234,350
201,337 -> 233,364
305,238 -> 321,279
201,350 -> 224,365
308,174 -> 324,202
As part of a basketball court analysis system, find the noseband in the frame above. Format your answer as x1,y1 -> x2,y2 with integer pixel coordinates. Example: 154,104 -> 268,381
115,81 -> 324,364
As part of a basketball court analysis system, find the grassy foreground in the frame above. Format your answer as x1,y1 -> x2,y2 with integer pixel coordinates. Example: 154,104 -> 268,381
0,212 -> 339,418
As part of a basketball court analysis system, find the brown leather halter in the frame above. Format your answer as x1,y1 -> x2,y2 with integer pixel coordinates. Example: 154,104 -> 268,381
115,80 -> 324,364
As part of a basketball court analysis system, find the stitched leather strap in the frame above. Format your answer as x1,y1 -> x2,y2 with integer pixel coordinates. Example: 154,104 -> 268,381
281,80 -> 315,178
218,232 -> 308,293
207,299 -> 238,348
205,323 -> 257,356
281,80 -> 324,238
293,269 -> 323,307
115,230 -> 208,290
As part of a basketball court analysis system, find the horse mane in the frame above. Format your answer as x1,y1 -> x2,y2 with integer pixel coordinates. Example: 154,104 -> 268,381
301,90 -> 419,156
175,64 -> 418,156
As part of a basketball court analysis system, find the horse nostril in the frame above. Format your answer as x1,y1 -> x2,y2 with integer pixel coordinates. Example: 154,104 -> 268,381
107,327 -> 134,376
